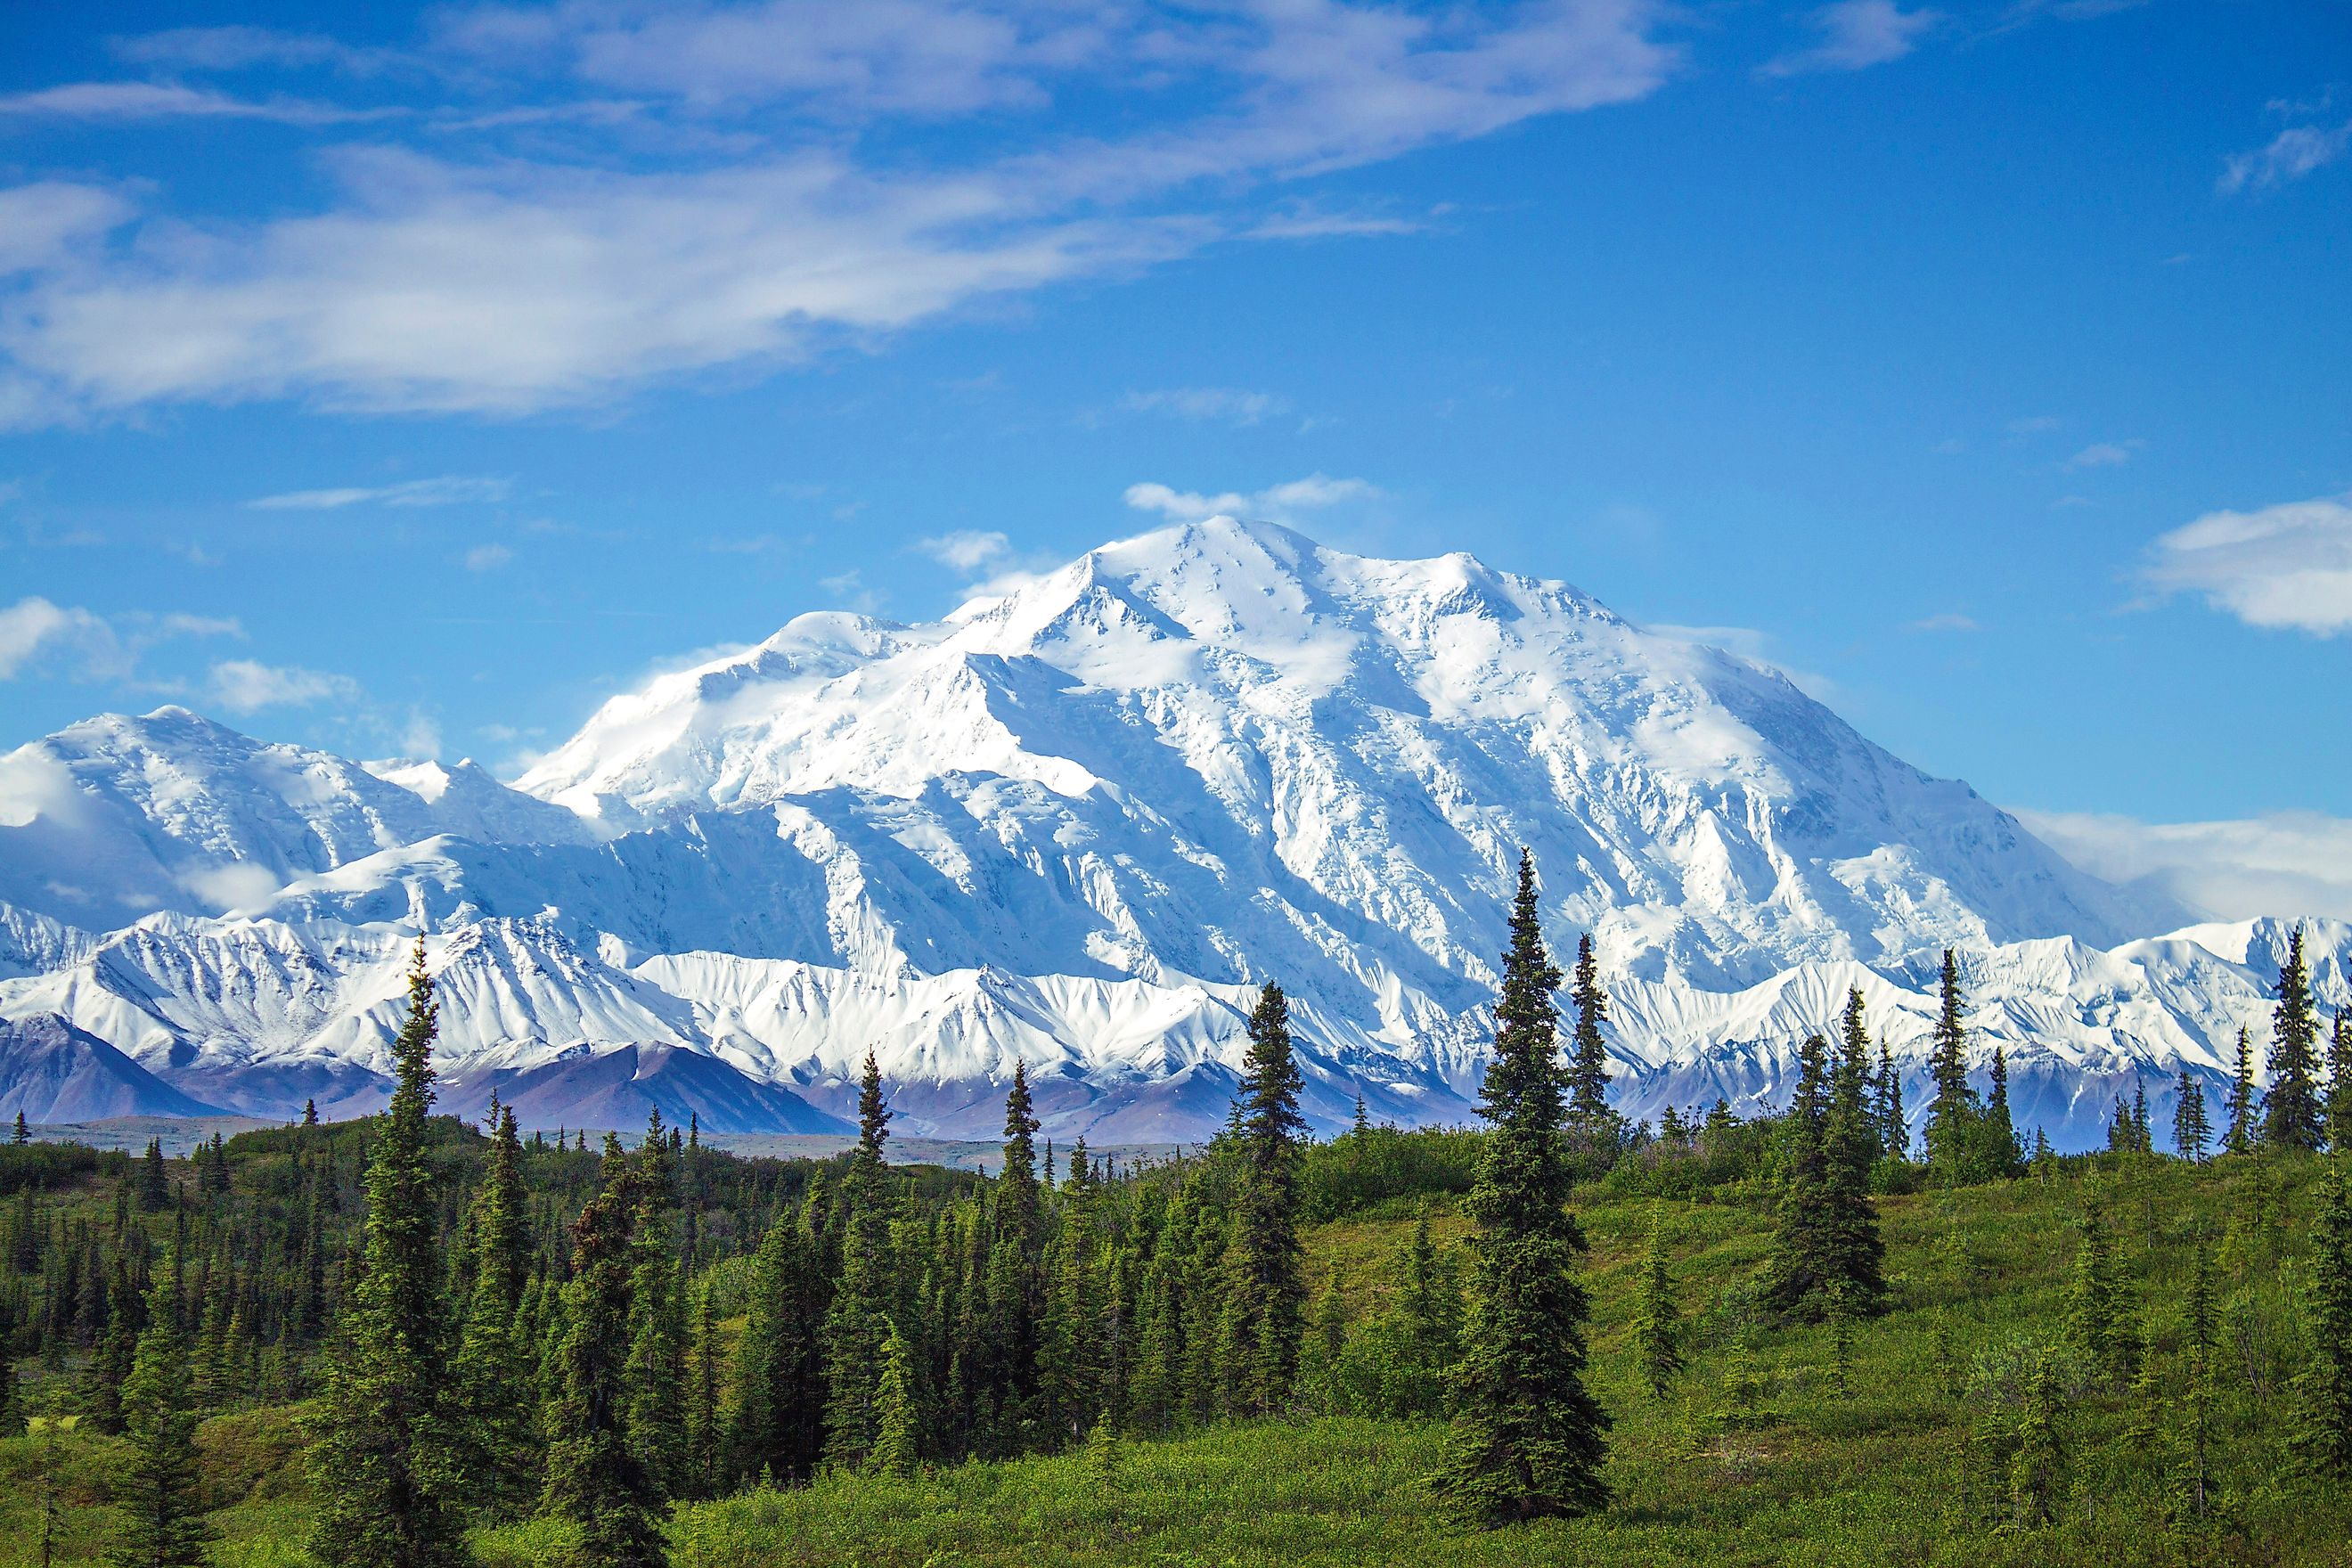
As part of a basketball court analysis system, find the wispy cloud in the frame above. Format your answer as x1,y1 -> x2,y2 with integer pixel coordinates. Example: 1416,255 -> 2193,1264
2144,492 -> 2352,635
1760,0 -> 1939,78
1,1 -> 1678,423
1907,612 -> 1979,632
247,475 -> 512,510
2064,438 -> 2140,470
208,657 -> 363,713
1120,388 -> 1294,427
0,596 -> 241,682
0,81 -> 390,125
916,530 -> 1014,572
2020,807 -> 2352,923
110,24 -> 403,75
2219,118 -> 2352,194
1123,473 -> 1383,523
1646,622 -> 1840,701
463,543 -> 514,571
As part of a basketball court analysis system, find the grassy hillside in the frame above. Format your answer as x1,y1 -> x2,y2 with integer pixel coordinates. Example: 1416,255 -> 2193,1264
15,1147 -> 2345,1566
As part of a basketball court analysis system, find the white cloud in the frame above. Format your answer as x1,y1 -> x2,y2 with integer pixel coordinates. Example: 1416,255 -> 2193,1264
178,862 -> 285,915
2019,808 -> 2352,924
1123,473 -> 1383,523
2144,492 -> 2352,635
0,81 -> 385,125
464,543 -> 515,571
1760,0 -> 1939,78
0,596 -> 241,682
111,25 -> 399,75
915,530 -> 1012,572
0,1 -> 1677,421
1645,623 -> 1839,702
247,474 -> 513,509
2219,119 -> 2352,194
1121,388 -> 1294,427
0,184 -> 134,276
208,658 -> 363,712
1906,612 -> 1979,632
2063,439 -> 2140,470
819,568 -> 880,613
0,598 -> 113,680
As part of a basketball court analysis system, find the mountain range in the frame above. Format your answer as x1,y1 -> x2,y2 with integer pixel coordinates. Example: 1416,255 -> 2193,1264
0,517 -> 2342,1149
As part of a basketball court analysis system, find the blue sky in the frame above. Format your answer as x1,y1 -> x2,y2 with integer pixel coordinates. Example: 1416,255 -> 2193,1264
2,0 -> 2348,919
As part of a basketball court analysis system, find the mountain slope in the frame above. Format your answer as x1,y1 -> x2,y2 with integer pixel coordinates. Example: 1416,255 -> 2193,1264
0,517 -> 2325,1150
0,1012 -> 228,1121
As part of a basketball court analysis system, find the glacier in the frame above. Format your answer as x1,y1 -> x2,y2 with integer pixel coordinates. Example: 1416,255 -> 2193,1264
0,516 -> 2342,1149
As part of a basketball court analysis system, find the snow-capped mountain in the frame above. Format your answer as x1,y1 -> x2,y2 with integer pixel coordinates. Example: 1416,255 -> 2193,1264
0,518 -> 2340,1148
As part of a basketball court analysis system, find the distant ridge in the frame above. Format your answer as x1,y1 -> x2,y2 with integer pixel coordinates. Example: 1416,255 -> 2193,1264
0,518 -> 2342,1150
0,1013 -> 228,1122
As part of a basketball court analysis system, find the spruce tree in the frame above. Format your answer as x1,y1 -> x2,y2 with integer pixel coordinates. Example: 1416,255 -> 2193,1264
2009,1349 -> 2064,1526
2225,1028 -> 2257,1156
138,1139 -> 169,1213
2063,1205 -> 2129,1389
1564,934 -> 1614,1135
307,941 -> 467,1568
1823,1022 -> 1889,1311
1433,851 -> 1610,1525
303,1098 -> 319,1126
2264,928 -> 2324,1150
1633,1204 -> 1681,1399
2292,1164 -> 2352,1476
2173,1069 -> 2210,1163
870,1322 -> 920,1476
107,1277 -> 213,1568
728,1201 -> 827,1486
625,1110 -> 687,1499
822,1051 -> 897,1470
1924,950 -> 1979,1177
457,1105 -> 536,1515
684,1280 -> 722,1499
1225,982 -> 1307,1417
10,1110 -> 24,1144
543,1136 -> 666,1567
1983,1047 -> 2022,1175
2327,1010 -> 2352,1154
1875,1035 -> 1906,1159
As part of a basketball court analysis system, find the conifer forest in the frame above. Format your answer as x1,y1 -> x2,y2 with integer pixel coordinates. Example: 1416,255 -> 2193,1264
10,855 -> 2352,1567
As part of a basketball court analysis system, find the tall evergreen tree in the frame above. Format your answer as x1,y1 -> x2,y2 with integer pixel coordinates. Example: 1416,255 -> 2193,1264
2265,928 -> 2324,1151
2225,1028 -> 2257,1156
1433,851 -> 1610,1525
1225,982 -> 1307,1417
683,1279 -> 723,1499
1769,1031 -> 1885,1318
2010,1349 -> 2065,1526
2173,1069 -> 2211,1163
1564,935 -> 1614,1135
2064,1205 -> 2131,1390
307,941 -> 468,1568
728,1201 -> 828,1486
543,1137 -> 666,1567
1983,1047 -> 2022,1176
822,1052 -> 897,1470
1633,1205 -> 1681,1399
625,1110 -> 687,1499
870,1322 -> 920,1476
10,1110 -> 24,1144
2293,1164 -> 2352,1476
107,1277 -> 213,1568
2327,1010 -> 2352,1155
1875,1035 -> 1907,1160
456,1105 -> 536,1515
137,1139 -> 169,1213
1924,950 -> 1979,1177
